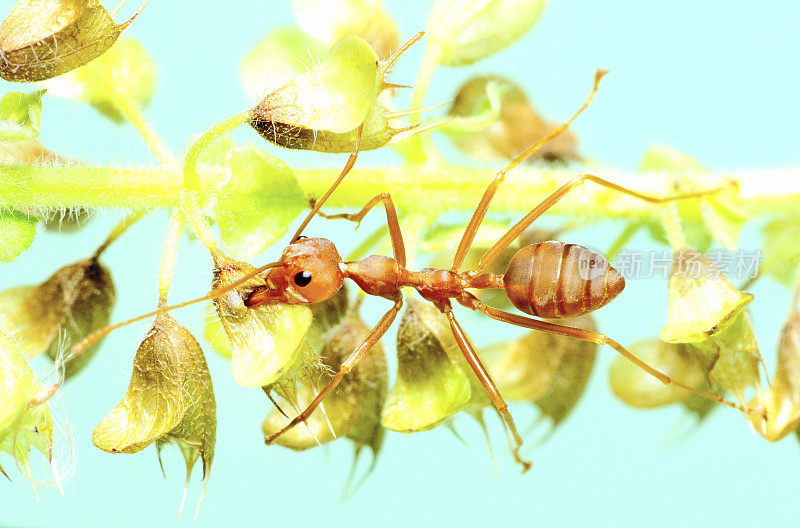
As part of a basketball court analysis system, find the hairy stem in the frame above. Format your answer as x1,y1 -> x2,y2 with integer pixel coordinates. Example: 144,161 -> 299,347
158,211 -> 184,305
92,211 -> 145,258
111,91 -> 174,164
2,162 -> 800,221
182,110 -> 252,190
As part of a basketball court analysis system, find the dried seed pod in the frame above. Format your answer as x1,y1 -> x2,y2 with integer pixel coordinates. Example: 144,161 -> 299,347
748,308 -> 800,441
447,76 -> 577,164
291,0 -> 400,60
0,0 -> 143,82
381,300 -> 472,433
609,340 -> 706,409
660,249 -> 753,343
532,316 -> 598,426
688,311 -> 761,405
2,258 -> 115,377
93,314 -> 215,507
211,255 -> 313,388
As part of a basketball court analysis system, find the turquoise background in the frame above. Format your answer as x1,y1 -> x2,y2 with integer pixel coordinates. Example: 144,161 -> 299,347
2,1 -> 800,526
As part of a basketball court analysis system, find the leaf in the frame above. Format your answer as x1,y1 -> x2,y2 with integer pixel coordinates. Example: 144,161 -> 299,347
444,75 -> 578,164
660,249 -> 753,343
0,211 -> 37,262
761,217 -> 800,287
689,311 -> 761,404
0,90 -> 43,142
240,27 -> 327,102
291,0 -> 399,60
609,340 -> 705,409
381,300 -> 472,433
427,0 -> 547,66
211,256 -> 313,388
42,39 -> 156,123
250,35 -> 380,135
748,308 -> 800,441
205,143 -> 306,259
94,315 -> 215,492
0,0 -> 142,82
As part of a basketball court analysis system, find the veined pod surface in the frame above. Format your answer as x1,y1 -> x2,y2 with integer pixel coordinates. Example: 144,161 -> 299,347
381,300 -> 472,433
0,0 -> 143,82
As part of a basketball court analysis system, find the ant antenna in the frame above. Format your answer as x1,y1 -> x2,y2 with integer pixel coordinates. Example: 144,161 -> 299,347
291,125 -> 363,243
380,31 -> 425,79
66,261 -> 285,366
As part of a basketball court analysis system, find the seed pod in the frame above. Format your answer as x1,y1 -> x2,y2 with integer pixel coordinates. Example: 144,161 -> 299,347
42,39 -> 156,123
532,316 -> 598,426
447,76 -> 577,164
0,0 -> 143,82
748,308 -> 800,441
0,211 -> 37,263
2,258 -> 115,377
660,249 -> 753,344
427,0 -> 547,66
211,255 -> 313,388
381,300 -> 472,433
291,0 -> 399,60
609,340 -> 706,409
93,314 -> 215,507
262,311 -> 385,452
0,337 -> 53,481
688,311 -> 761,405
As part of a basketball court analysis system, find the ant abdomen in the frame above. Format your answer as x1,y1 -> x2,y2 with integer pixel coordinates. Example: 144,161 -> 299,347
503,241 -> 625,319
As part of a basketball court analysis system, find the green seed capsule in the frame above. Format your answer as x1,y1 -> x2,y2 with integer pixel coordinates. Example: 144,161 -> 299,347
381,300 -> 472,433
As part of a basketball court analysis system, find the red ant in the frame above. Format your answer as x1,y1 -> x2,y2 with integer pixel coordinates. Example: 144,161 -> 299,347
72,70 -> 752,472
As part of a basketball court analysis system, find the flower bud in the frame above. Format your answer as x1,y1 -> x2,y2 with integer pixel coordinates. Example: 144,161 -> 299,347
0,0 -> 142,82
93,314 -> 216,507
447,76 -> 577,164
2,258 -> 115,377
211,255 -> 313,388
381,300 -> 472,433
609,340 -> 706,409
0,90 -> 43,142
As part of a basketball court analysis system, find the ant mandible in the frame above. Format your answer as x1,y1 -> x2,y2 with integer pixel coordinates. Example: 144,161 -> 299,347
71,69 -> 751,472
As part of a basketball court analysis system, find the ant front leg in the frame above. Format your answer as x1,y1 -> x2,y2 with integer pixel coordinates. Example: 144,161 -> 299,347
312,193 -> 407,268
436,300 -> 531,472
458,296 -> 761,418
265,296 -> 404,445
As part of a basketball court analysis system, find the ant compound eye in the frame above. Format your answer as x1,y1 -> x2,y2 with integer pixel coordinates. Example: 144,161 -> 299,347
293,271 -> 313,287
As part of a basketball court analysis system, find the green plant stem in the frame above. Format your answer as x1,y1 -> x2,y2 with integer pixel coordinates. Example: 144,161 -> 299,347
158,211 -> 184,305
182,110 -> 251,190
3,162 -> 800,221
661,203 -> 689,249
111,91 -> 174,164
92,211 -> 145,258
180,191 -> 223,260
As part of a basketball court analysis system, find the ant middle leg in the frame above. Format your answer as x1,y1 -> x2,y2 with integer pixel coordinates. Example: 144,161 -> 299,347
457,296 -> 759,417
436,300 -> 531,472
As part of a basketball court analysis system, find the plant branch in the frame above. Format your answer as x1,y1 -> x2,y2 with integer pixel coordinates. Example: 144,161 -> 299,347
182,110 -> 252,190
3,162 -> 800,222
111,91 -> 174,164
158,211 -> 184,305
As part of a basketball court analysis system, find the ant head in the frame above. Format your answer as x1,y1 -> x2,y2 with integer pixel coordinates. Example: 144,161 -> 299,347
264,237 -> 344,304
